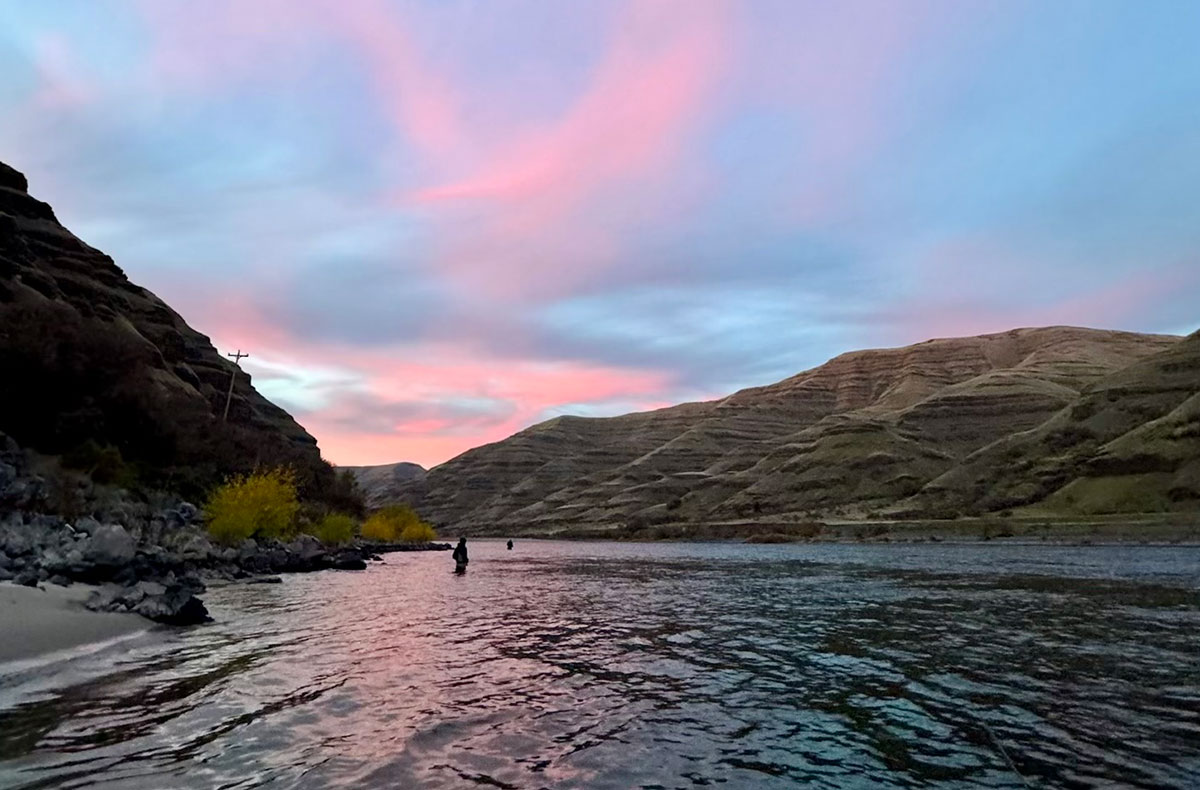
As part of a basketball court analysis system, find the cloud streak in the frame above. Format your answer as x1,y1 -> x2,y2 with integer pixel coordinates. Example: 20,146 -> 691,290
406,0 -> 733,299
2,0 -> 1198,466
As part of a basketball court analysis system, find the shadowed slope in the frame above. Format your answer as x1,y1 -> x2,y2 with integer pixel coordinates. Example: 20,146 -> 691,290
342,462 -> 427,509
0,160 -> 334,497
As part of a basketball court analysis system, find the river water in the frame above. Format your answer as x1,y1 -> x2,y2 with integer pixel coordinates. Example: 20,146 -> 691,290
1,541 -> 1198,789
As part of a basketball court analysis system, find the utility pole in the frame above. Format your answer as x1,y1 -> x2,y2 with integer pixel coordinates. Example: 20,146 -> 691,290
222,349 -> 249,422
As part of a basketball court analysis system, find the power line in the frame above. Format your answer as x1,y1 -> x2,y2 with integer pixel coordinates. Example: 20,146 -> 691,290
222,349 -> 249,422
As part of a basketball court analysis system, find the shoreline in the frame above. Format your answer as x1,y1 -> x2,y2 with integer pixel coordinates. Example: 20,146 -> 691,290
472,536 -> 1200,548
0,581 -> 151,665
470,534 -> 1200,546
468,514 -> 1200,544
0,541 -> 453,665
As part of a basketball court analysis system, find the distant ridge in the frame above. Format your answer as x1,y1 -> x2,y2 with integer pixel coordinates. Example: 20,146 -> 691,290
380,326 -> 1199,533
342,462 -> 427,509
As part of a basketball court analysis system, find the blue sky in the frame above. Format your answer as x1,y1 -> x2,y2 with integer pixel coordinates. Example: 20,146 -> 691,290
1,0 -> 1197,465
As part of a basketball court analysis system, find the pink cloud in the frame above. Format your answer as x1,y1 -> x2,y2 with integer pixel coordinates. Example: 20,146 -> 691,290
137,0 -> 466,157
187,293 -> 675,467
319,433 -> 478,470
404,0 -> 734,298
135,0 -> 316,90
324,0 -> 465,159
131,0 -> 736,301
738,3 -> 947,228
414,1 -> 729,205
742,3 -> 933,156
305,351 -> 676,466
29,34 -> 96,109
0,34 -> 96,189
883,238 -> 1200,341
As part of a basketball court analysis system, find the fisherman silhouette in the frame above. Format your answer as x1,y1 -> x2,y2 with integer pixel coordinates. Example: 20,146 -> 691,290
507,540 -> 513,550
452,537 -> 469,574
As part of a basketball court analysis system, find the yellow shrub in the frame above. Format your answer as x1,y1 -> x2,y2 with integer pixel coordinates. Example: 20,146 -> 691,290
360,504 -> 436,543
206,467 -> 299,545
312,513 -> 356,545
360,513 -> 394,542
399,520 -> 437,542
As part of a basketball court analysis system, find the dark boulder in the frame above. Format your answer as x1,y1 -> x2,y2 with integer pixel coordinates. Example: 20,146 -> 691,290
87,576 -> 210,625
327,550 -> 367,571
83,523 -> 136,566
134,582 -> 210,625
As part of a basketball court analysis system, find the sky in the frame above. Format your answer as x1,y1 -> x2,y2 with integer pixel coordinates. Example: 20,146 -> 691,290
1,1 -> 1198,468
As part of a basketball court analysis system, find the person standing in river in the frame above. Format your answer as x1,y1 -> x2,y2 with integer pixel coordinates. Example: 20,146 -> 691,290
452,538 -> 469,573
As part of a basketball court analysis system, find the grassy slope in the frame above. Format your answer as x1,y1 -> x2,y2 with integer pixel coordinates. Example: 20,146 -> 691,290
900,330 -> 1200,518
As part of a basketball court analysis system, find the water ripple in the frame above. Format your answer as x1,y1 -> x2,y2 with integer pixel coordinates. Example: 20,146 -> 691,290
1,541 -> 1198,788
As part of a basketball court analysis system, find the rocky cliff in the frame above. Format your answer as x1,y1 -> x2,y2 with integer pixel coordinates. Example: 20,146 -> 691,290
0,160 -> 335,498
391,327 -> 1197,533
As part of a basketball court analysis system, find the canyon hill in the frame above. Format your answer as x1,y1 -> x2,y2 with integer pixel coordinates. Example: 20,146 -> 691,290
372,326 -> 1200,534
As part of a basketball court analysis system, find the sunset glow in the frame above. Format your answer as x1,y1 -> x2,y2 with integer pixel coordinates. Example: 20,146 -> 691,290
2,0 -> 1197,466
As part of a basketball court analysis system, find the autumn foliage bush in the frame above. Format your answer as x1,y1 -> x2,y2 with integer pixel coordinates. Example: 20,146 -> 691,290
312,513 -> 357,545
361,504 -> 436,543
205,467 -> 300,545
400,519 -> 437,542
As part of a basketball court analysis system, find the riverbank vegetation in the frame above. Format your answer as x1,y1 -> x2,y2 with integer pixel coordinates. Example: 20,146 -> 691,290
362,504 -> 437,543
205,467 -> 301,545
312,513 -> 357,545
203,469 -> 436,547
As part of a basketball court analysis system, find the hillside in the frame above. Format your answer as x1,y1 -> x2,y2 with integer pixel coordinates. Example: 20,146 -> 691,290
0,160 -> 337,498
905,328 -> 1200,518
342,462 -> 427,509
390,326 -> 1198,534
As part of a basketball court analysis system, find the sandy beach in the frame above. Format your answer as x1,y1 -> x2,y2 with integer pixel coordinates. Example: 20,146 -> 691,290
0,582 -> 150,663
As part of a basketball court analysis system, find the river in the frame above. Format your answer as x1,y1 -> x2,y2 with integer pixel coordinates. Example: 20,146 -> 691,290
1,540 -> 1198,789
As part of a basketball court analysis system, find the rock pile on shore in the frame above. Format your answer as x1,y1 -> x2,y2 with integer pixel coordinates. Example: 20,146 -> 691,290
1,432 -> 450,626
0,513 -> 214,623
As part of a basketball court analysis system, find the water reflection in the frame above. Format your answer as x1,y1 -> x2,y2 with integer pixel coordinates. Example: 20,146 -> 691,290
1,542 -> 1198,789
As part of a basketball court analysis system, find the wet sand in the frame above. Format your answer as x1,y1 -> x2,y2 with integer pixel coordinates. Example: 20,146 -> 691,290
0,581 -> 149,663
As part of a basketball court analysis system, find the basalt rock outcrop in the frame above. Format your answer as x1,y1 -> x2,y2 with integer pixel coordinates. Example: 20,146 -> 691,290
391,327 -> 1197,533
0,422 -> 445,625
0,510 -> 212,624
0,160 -> 335,498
